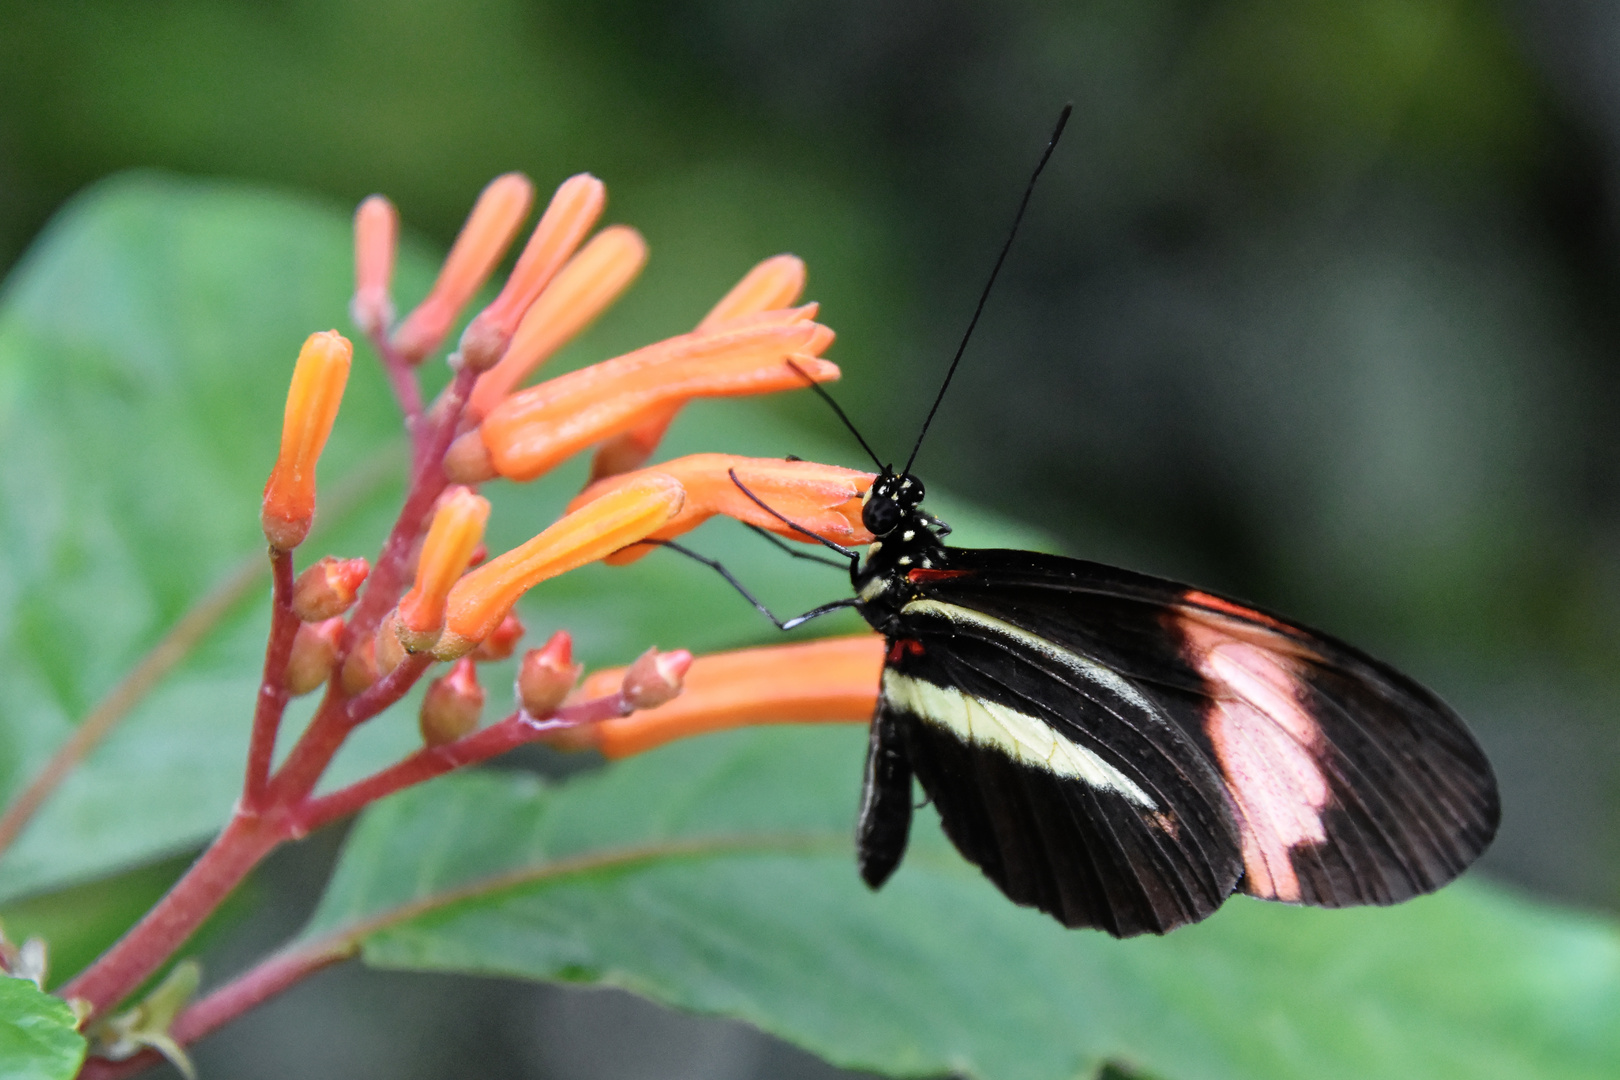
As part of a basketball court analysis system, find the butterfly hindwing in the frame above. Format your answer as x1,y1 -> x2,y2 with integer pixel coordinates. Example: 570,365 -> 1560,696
900,549 -> 1499,915
874,601 -> 1245,936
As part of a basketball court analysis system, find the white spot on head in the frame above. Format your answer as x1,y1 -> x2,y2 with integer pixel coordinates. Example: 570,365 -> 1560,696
1180,613 -> 1329,903
900,479 -> 912,489
902,530 -> 915,541
898,556 -> 912,565
867,541 -> 882,555
882,670 -> 1155,806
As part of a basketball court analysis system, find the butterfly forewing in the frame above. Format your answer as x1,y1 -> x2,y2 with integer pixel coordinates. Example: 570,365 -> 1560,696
870,548 -> 1499,934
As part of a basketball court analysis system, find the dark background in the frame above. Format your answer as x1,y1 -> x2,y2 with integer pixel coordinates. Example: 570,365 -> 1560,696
5,1 -> 1620,1077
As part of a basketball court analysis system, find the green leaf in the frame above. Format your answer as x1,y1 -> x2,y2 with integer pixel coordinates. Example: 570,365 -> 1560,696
0,977 -> 86,1080
0,172 -> 1045,903
311,727 -> 1620,1080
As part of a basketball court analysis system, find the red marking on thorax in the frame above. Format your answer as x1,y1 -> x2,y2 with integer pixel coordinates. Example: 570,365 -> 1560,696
887,638 -> 926,664
907,568 -> 974,583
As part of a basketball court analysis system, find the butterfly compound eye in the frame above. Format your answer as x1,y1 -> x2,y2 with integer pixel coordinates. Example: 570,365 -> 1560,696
862,493 -> 903,536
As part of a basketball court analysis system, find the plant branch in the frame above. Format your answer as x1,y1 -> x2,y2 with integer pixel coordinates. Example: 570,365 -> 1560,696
75,832 -> 834,1079
57,811 -> 287,1021
366,327 -> 422,432
241,549 -> 299,810
340,364 -> 476,657
293,692 -> 633,834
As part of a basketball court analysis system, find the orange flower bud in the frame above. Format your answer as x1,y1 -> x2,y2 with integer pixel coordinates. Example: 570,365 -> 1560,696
459,174 -> 607,372
572,636 -> 883,758
340,635 -> 379,695
467,225 -> 649,420
587,257 -> 810,481
392,173 -> 535,365
621,647 -> 693,710
698,254 -> 807,330
474,321 -> 837,483
396,486 -> 491,652
284,617 -> 345,696
517,630 -> 582,716
571,454 -> 874,565
472,611 -> 525,662
435,474 -> 685,659
291,556 -> 371,622
350,195 -> 398,337
420,657 -> 485,747
262,331 -> 353,551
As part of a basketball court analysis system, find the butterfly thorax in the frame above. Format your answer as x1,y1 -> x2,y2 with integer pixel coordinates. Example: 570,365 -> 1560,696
852,472 -> 950,636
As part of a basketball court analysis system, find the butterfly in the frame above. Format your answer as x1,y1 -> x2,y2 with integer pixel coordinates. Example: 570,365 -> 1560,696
713,104 -> 1498,936
841,471 -> 1498,936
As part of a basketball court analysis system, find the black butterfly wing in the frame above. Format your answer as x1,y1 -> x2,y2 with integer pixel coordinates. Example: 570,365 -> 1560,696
882,548 -> 1498,925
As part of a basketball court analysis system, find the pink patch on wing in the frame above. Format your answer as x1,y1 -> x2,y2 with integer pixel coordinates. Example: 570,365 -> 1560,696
1178,609 -> 1331,903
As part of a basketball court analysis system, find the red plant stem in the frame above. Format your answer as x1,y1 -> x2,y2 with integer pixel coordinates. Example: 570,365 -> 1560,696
340,364 -> 477,657
367,327 -> 423,431
268,653 -> 435,808
77,937 -> 356,1080
58,811 -> 288,1020
241,549 -> 300,810
294,693 -> 632,834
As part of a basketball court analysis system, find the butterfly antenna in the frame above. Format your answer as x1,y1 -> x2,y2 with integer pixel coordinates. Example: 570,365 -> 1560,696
903,103 -> 1072,476
785,359 -> 887,473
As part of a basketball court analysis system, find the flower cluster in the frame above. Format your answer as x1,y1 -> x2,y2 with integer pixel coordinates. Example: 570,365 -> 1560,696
63,170 -> 893,1050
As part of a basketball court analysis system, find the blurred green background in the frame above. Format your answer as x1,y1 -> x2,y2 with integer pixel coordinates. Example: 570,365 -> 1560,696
4,0 -> 1620,1077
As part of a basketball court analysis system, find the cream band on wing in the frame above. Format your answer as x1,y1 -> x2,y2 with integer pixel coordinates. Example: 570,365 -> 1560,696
881,669 -> 1156,808
1179,610 -> 1331,903
900,599 -> 1159,716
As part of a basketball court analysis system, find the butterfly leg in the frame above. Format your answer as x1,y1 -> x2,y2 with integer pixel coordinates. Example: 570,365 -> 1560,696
653,540 -> 857,631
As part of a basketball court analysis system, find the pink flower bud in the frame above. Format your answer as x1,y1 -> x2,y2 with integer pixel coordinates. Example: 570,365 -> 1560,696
517,630 -> 582,717
622,647 -> 693,710
350,195 -> 398,337
291,556 -> 370,622
284,617 -> 344,696
420,657 -> 485,747
472,612 -> 525,662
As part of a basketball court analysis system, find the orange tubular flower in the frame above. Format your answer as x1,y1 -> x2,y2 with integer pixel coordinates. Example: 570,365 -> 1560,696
396,486 -> 491,652
458,173 -> 607,372
434,473 -> 686,659
569,453 -> 875,565
589,254 -> 809,481
467,225 -> 650,421
350,195 -> 398,337
262,331 -> 353,551
455,319 -> 837,484
391,172 -> 535,365
570,636 -> 883,758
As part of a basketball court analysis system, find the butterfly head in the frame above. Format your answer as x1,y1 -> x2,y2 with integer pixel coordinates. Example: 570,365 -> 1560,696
862,472 -> 926,537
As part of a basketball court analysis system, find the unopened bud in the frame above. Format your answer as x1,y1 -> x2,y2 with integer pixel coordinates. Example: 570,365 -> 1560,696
397,486 -> 490,652
621,647 -> 693,710
517,630 -> 582,716
444,430 -> 497,484
340,635 -> 379,695
392,173 -> 535,365
262,331 -> 353,550
473,612 -> 525,662
375,611 -> 407,678
284,617 -> 344,696
350,195 -> 398,337
291,556 -> 370,622
459,173 -> 607,372
420,657 -> 484,747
